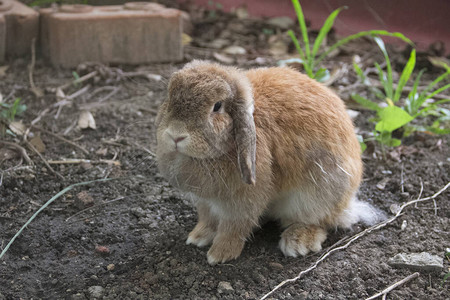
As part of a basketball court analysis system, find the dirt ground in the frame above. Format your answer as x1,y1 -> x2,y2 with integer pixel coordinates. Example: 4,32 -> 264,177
1,5 -> 449,300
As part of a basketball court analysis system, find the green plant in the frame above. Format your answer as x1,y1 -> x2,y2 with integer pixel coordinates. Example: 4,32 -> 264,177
352,37 -> 450,149
443,250 -> 450,286
1,98 -> 26,122
288,0 -> 412,82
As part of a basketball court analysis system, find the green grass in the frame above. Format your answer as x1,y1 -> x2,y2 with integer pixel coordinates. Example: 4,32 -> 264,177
288,0 -> 412,82
0,178 -> 116,260
352,37 -> 450,150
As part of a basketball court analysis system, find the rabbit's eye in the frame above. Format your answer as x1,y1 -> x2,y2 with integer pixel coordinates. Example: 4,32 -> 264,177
213,102 -> 222,112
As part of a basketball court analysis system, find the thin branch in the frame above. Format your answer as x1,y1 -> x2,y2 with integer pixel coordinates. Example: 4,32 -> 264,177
47,159 -> 120,166
0,141 -> 32,164
57,71 -> 98,91
24,140 -> 64,180
65,196 -> 125,222
365,272 -> 420,300
31,125 -> 89,155
260,182 -> 450,300
28,38 -> 42,98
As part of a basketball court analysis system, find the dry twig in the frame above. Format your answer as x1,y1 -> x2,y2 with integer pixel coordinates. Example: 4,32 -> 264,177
28,38 -> 43,98
365,272 -> 420,300
31,125 -> 89,155
0,141 -> 32,165
260,182 -> 450,300
65,196 -> 125,222
57,71 -> 98,91
24,140 -> 64,180
47,159 -> 120,166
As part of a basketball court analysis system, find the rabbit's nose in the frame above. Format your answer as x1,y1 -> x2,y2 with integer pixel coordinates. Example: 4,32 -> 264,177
173,136 -> 186,144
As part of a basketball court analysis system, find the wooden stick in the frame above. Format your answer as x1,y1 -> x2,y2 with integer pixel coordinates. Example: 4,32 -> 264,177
365,272 -> 420,300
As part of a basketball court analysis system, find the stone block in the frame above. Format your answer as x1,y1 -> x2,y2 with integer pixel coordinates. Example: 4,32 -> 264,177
40,2 -> 183,68
0,0 -> 39,61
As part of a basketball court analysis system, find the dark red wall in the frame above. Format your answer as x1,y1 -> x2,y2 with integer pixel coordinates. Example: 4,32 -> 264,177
181,0 -> 450,54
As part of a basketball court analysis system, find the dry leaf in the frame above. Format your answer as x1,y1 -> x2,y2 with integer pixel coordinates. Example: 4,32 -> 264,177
96,148 -> 108,156
0,65 -> 9,78
9,121 -> 26,136
376,177 -> 390,190
78,110 -> 96,130
0,92 -> 3,103
182,33 -> 192,46
75,190 -> 94,209
56,87 -> 66,100
235,6 -> 248,19
428,56 -> 450,72
213,52 -> 234,64
30,136 -> 46,153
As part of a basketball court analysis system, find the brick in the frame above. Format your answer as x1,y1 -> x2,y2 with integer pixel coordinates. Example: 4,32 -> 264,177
0,0 -> 39,60
40,2 -> 183,68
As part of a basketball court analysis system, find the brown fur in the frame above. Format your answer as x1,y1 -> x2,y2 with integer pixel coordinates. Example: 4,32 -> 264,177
156,61 -> 363,264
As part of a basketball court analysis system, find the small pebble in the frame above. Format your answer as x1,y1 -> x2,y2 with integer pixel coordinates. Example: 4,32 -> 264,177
217,281 -> 234,294
87,286 -> 104,298
401,220 -> 407,230
268,262 -> 283,270
400,192 -> 410,199
107,264 -> 115,271
95,245 -> 110,255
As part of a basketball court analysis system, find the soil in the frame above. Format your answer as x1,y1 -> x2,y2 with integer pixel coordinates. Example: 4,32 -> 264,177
1,4 -> 449,300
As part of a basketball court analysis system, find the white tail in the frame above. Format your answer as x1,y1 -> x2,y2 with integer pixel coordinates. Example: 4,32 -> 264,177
338,198 -> 386,228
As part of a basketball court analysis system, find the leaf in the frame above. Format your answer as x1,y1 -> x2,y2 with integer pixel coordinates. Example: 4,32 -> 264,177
351,94 -> 381,112
287,30 -> 313,77
316,30 -> 413,65
78,110 -> 96,130
8,121 -> 26,136
30,136 -> 46,153
314,68 -> 330,82
374,62 -> 389,98
406,68 -> 426,115
418,71 -> 450,102
428,56 -> 450,72
426,83 -> 450,101
356,135 -> 367,153
353,61 -> 369,84
376,106 -> 414,132
394,49 -> 416,102
416,99 -> 450,116
373,37 -> 393,99
311,6 -> 347,61
0,65 -> 8,78
291,0 -> 311,63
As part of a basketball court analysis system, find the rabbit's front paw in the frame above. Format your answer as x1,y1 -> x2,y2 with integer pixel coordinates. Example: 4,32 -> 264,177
279,224 -> 327,257
186,222 -> 216,247
207,235 -> 245,265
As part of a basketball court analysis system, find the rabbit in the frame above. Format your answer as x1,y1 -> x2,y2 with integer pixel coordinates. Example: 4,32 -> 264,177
155,60 -> 383,265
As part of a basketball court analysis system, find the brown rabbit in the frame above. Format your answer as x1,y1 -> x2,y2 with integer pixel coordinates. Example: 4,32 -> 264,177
155,60 -> 383,264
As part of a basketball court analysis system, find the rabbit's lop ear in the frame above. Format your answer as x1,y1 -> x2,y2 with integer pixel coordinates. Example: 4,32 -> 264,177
231,97 -> 256,185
